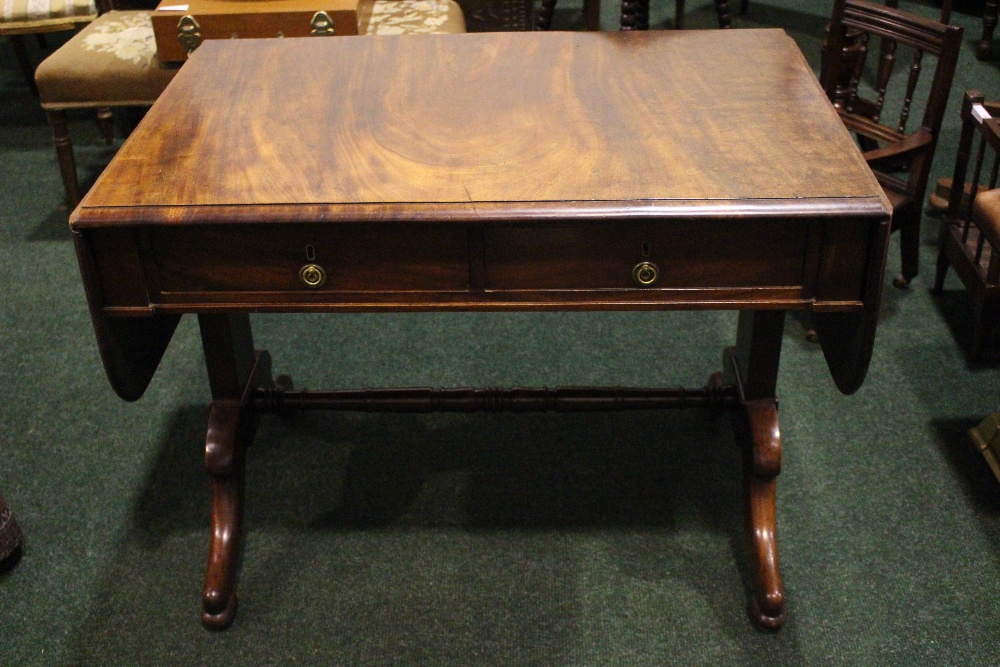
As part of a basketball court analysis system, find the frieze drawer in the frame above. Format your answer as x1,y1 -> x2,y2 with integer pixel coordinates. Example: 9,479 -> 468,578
147,223 -> 470,298
483,220 -> 811,291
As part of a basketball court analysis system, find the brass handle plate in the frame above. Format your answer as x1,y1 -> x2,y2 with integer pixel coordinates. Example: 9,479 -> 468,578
177,15 -> 202,55
311,11 -> 335,35
299,264 -> 327,288
632,261 -> 659,286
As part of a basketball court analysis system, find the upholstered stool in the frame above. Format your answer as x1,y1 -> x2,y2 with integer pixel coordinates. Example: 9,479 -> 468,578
1,0 -> 97,94
35,11 -> 176,207
35,0 -> 466,209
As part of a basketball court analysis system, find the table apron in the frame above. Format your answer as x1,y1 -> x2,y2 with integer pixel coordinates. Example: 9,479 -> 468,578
78,217 -> 881,314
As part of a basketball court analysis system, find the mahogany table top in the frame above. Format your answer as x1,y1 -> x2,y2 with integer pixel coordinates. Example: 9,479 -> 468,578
71,29 -> 889,226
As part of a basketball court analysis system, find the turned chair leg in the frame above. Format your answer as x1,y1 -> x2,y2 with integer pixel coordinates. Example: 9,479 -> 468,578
10,35 -> 39,96
535,0 -> 557,30
97,108 -> 115,145
933,236 -> 950,293
582,0 -> 601,30
894,211 -> 920,288
619,0 -> 650,29
45,109 -> 81,209
715,0 -> 734,28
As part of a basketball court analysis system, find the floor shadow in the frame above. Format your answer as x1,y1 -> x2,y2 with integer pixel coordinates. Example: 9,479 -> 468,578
27,206 -> 74,242
930,417 -> 1000,580
932,417 -> 1000,513
64,403 -> 782,663
929,288 -> 1000,367
122,405 -> 748,535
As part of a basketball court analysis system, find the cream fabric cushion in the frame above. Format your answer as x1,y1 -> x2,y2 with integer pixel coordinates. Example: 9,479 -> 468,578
367,0 -> 465,34
973,188 -> 1000,247
1,0 -> 96,31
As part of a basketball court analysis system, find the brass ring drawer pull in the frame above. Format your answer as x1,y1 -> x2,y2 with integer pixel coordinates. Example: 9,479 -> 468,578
299,264 -> 327,288
632,261 -> 659,286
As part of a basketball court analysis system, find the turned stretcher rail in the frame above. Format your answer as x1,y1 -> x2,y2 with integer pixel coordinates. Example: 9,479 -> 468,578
252,384 -> 741,413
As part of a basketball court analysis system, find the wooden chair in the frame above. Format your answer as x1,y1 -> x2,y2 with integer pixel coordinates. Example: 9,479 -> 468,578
730,0 -> 954,30
0,0 -> 97,95
34,0 -> 467,210
820,0 -> 962,289
933,90 -> 1000,361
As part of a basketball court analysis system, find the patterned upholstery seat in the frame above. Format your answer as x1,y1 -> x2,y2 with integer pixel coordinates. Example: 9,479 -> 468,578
34,0 -> 466,207
368,0 -> 466,33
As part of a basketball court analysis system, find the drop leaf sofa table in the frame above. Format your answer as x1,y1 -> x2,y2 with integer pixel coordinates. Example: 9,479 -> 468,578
69,30 -> 891,631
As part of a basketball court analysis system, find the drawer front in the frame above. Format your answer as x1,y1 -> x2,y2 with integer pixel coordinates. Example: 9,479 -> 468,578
148,223 -> 470,296
483,220 -> 809,291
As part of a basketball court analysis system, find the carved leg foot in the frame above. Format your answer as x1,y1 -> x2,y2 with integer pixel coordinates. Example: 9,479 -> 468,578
201,403 -> 247,631
739,400 -> 786,630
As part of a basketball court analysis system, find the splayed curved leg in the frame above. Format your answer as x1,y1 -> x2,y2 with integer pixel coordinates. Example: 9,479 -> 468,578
197,314 -> 274,630
201,403 -> 247,630
724,310 -> 787,630
739,400 -> 785,630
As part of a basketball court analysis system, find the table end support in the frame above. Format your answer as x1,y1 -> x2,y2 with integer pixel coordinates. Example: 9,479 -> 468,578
741,399 -> 786,631
724,310 -> 787,631
201,402 -> 246,631
197,314 -> 275,630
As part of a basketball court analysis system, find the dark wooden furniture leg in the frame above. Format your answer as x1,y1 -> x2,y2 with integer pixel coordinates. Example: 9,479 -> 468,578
724,310 -> 786,630
97,108 -> 115,145
979,0 -> 997,60
619,0 -> 650,29
714,0 -> 734,28
198,313 -> 274,630
582,0 -> 600,30
535,0 -> 556,30
10,35 -> 39,96
45,109 -> 81,208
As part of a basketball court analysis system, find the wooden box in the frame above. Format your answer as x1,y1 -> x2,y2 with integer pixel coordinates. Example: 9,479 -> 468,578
151,0 -> 373,63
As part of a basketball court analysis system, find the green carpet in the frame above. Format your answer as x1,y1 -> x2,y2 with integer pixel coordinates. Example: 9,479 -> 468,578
2,2 -> 999,664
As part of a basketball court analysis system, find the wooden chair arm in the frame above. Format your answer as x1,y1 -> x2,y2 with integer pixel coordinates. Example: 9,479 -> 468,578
861,128 -> 933,170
